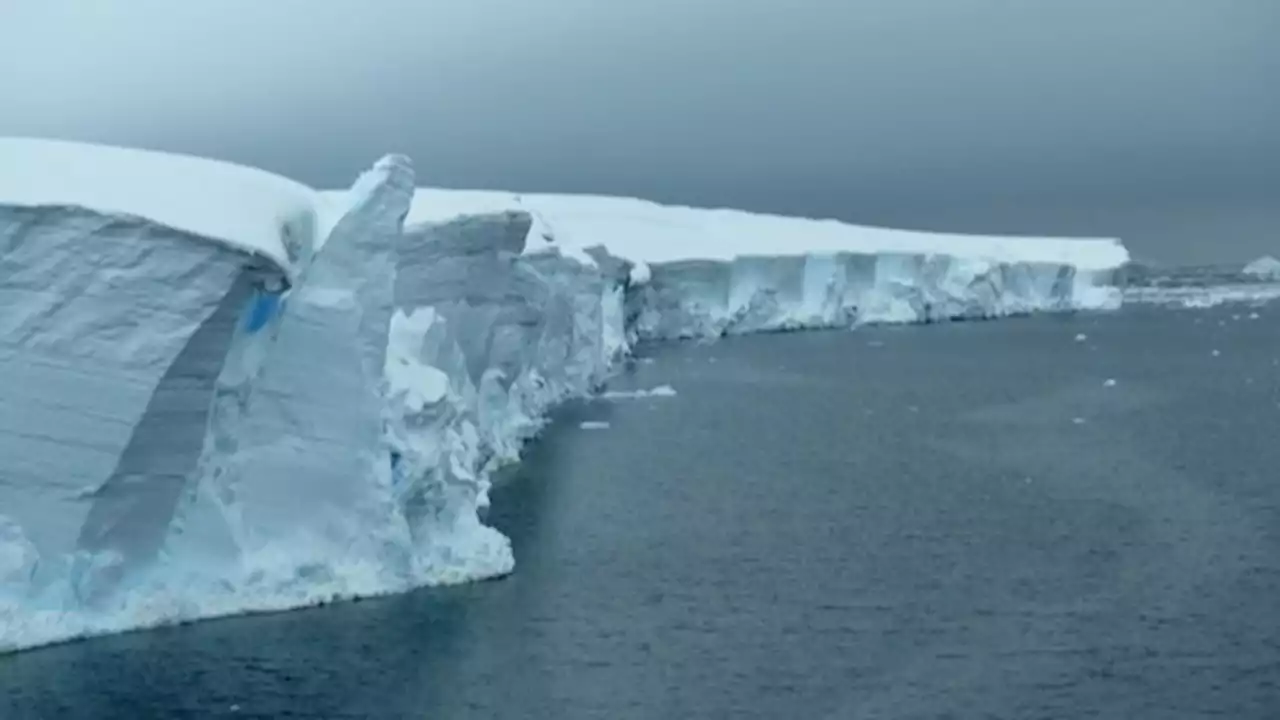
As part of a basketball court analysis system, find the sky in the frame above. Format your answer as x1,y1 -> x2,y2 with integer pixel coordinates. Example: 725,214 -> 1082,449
1,0 -> 1277,264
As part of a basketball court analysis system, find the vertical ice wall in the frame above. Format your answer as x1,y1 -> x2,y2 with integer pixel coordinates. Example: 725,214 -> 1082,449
0,206 -> 287,604
387,210 -> 630,583
2,145 -> 1133,653
628,251 -> 1105,339
179,156 -> 417,593
1,153 -> 436,652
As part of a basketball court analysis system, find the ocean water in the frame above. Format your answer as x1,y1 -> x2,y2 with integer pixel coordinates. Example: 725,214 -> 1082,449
2,301 -> 1279,718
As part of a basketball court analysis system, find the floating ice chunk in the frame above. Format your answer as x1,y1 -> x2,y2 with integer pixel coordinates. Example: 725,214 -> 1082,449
579,421 -> 611,430
1103,378 -> 1117,387
1075,333 -> 1089,342
600,385 -> 678,400
1243,255 -> 1280,281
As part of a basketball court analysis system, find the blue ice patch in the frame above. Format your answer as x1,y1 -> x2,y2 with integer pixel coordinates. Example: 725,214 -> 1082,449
242,290 -> 282,334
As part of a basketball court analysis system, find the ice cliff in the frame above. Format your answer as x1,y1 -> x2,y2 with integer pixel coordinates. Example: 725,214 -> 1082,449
386,211 -> 629,584
0,141 -> 419,648
0,205 -> 285,604
0,138 -> 1129,653
393,189 -> 1126,338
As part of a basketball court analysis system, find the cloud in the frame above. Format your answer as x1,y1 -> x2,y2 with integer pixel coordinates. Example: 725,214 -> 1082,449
2,0 -> 1277,260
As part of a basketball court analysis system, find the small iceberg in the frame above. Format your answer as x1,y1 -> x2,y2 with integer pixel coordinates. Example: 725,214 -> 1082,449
1242,255 -> 1280,281
599,385 -> 678,400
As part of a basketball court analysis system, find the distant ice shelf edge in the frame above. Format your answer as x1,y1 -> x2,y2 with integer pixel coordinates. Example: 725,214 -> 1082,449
0,138 -> 1129,654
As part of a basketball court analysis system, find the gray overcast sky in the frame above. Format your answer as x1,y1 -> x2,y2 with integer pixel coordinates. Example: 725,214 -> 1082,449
2,0 -> 1277,263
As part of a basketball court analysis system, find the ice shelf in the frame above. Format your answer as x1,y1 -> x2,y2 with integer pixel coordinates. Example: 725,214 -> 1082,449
1,138 -> 1131,653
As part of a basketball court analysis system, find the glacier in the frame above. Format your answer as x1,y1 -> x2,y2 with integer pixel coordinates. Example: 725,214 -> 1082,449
1,137 -> 1129,653
390,189 -> 1128,337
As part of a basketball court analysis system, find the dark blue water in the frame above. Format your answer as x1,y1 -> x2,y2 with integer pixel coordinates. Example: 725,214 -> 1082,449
3,304 -> 1279,719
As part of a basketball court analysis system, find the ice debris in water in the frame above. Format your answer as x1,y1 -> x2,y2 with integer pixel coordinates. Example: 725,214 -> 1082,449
579,421 -> 611,430
1212,349 -> 1222,357
1074,333 -> 1088,342
600,385 -> 678,400
1103,378 -> 1117,387
1242,255 -> 1280,281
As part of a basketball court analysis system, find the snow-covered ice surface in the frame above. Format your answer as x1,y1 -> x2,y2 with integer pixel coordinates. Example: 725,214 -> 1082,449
0,142 -> 415,652
2,138 -> 1134,654
380,189 -> 1130,338
0,138 -> 331,271
397,190 -> 1128,270
0,187 -> 293,647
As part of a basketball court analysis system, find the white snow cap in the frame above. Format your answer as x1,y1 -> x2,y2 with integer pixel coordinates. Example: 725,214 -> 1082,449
372,188 -> 1129,271
0,137 -> 322,270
